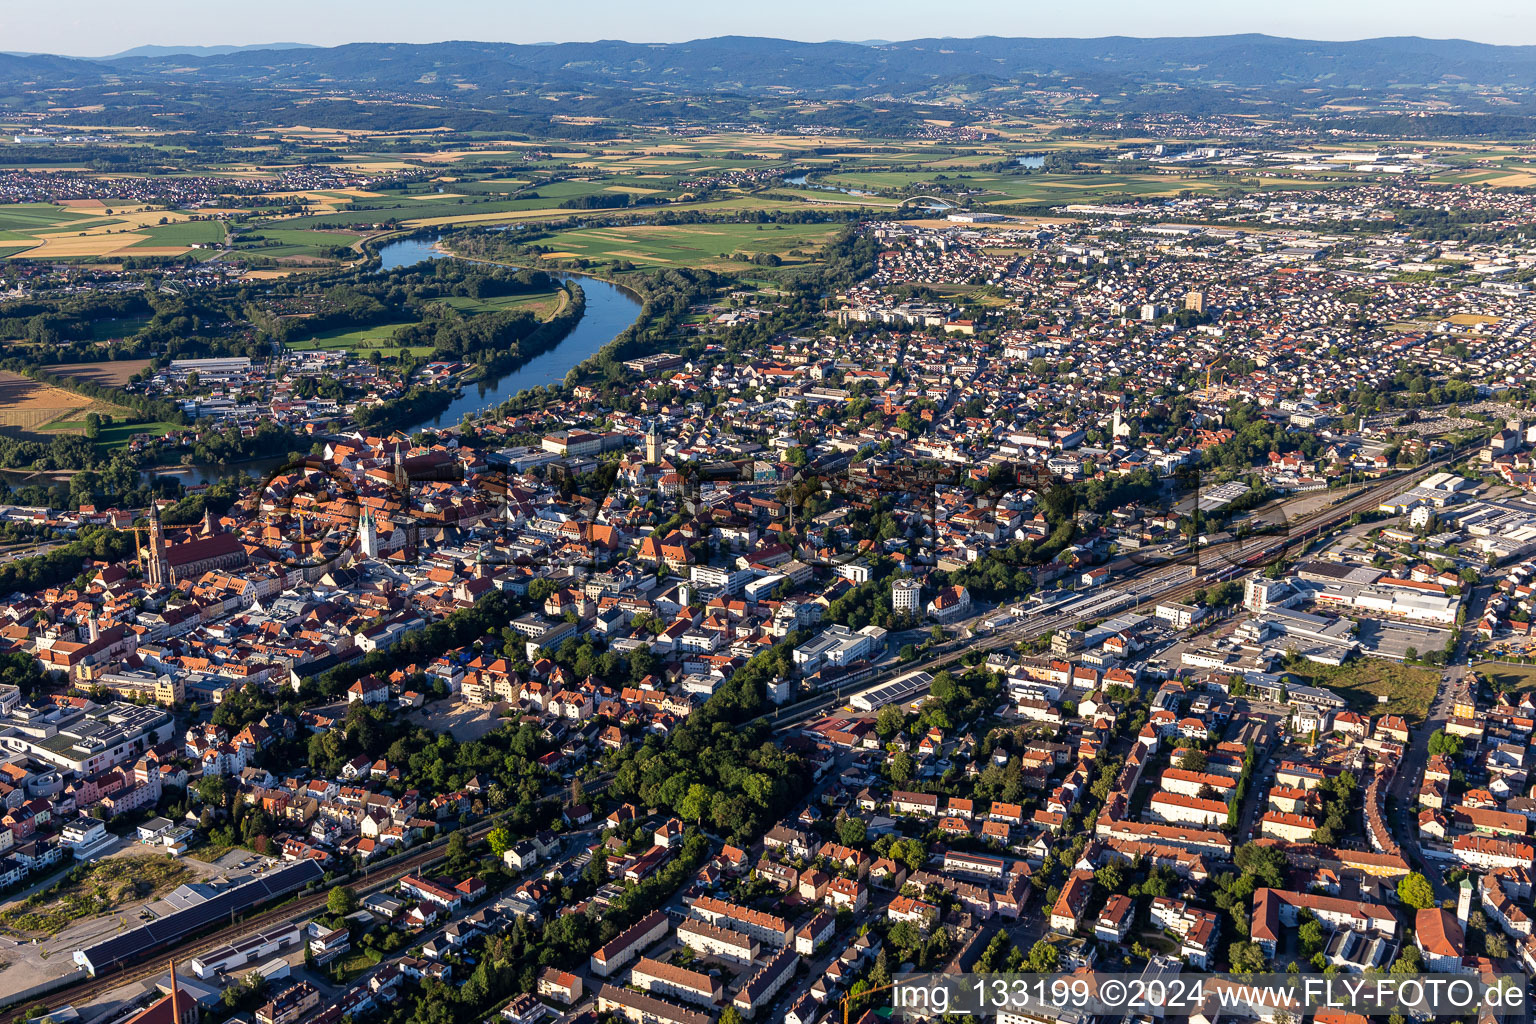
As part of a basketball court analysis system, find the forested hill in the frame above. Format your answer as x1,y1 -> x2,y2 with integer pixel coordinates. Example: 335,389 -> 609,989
105,34 -> 1536,94
7,34 -> 1536,128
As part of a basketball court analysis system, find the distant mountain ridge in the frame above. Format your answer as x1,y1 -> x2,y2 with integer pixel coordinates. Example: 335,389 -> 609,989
4,34 -> 1536,130
88,42 -> 318,60
88,33 -> 1536,91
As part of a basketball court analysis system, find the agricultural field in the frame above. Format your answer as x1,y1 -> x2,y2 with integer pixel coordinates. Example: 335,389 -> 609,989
436,286 -> 568,318
0,371 -> 132,437
807,167 -> 1330,207
0,201 -> 226,260
0,203 -> 95,232
265,178 -> 631,230
125,220 -> 227,247
529,221 -> 840,272
226,237 -> 364,265
55,359 -> 156,388
769,189 -> 900,209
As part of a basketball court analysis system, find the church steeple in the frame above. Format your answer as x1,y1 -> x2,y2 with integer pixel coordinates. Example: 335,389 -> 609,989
145,502 -> 169,589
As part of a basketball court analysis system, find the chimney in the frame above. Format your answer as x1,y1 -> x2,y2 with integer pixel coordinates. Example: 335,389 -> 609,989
169,959 -> 180,1024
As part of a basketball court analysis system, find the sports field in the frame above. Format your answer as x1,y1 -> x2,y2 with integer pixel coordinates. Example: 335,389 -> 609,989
286,322 -> 434,358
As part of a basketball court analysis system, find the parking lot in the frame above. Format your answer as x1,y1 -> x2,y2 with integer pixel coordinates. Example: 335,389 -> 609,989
406,698 -> 510,742
1356,618 -> 1453,661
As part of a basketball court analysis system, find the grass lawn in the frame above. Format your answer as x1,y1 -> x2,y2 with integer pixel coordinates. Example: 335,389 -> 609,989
1133,930 -> 1180,955
330,948 -> 382,983
436,288 -> 565,319
1473,661 -> 1536,695
0,855 -> 193,936
80,420 -> 184,450
1288,657 -> 1440,725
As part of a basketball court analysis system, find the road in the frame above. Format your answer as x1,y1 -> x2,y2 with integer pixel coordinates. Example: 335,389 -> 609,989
22,807 -> 527,1013
24,448 -> 1471,1015
756,454 -> 1462,734
1386,582 -> 1492,902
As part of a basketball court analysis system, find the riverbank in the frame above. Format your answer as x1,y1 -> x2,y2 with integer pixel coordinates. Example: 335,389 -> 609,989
371,234 -> 644,433
460,279 -> 586,385
431,237 -> 648,306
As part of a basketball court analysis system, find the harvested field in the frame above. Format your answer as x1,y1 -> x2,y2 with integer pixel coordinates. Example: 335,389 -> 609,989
0,372 -> 94,431
55,359 -> 154,388
9,234 -> 150,259
0,371 -> 134,437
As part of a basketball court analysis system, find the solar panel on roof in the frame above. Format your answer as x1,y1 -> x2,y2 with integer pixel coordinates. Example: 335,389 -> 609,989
75,860 -> 323,975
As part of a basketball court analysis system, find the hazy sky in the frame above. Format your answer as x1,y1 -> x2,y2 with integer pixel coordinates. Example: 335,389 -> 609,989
7,0 -> 1536,55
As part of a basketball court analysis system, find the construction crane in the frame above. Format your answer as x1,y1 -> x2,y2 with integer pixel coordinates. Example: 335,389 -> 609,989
1204,354 -> 1229,390
289,506 -> 326,541
111,523 -> 153,570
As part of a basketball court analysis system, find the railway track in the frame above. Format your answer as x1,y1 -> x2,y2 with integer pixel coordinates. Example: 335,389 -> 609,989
19,814 -> 509,1015
758,454 -> 1465,731
19,448 -> 1472,1016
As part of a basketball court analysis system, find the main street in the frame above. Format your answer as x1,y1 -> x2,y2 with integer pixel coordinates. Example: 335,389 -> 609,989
27,451 -> 1464,1019
1387,581 -> 1493,903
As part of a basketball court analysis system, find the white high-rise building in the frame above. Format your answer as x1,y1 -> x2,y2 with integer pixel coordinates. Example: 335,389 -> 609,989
1244,572 -> 1290,614
892,577 -> 923,615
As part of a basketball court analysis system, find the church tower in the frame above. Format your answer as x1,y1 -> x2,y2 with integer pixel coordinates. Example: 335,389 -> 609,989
201,507 -> 216,536
358,506 -> 378,558
393,448 -> 410,491
146,502 -> 170,589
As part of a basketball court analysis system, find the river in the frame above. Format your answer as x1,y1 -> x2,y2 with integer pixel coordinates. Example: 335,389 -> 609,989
783,172 -> 877,196
377,235 -> 643,431
147,234 -> 642,487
